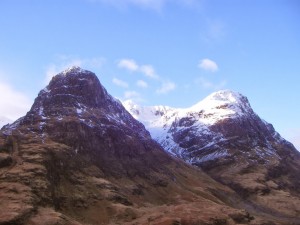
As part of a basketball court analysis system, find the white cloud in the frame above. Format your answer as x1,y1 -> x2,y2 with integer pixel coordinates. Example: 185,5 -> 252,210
0,82 -> 32,121
140,65 -> 159,79
198,58 -> 219,72
195,77 -> 227,90
156,81 -> 176,94
117,58 -> 159,79
112,78 -> 129,88
118,59 -> 139,72
136,80 -> 148,88
45,56 -> 106,84
90,0 -> 165,11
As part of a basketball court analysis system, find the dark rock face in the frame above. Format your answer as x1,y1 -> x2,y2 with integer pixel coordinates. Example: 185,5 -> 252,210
22,67 -> 148,139
11,67 -> 165,179
1,67 -> 262,225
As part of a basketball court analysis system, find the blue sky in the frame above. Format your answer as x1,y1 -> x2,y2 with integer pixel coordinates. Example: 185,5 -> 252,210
0,0 -> 299,149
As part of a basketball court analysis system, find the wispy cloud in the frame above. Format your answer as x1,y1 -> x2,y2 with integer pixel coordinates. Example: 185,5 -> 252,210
136,80 -> 148,88
195,77 -> 227,90
198,58 -> 219,72
89,0 -> 200,11
45,55 -> 106,84
124,90 -> 140,99
117,58 -> 159,79
140,65 -> 159,79
112,78 -> 129,88
117,59 -> 139,72
156,81 -> 176,94
0,81 -> 32,121
202,19 -> 227,43
123,90 -> 145,103
118,58 -> 176,96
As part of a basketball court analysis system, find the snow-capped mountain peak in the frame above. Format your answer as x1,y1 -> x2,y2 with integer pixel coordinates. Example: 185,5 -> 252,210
189,90 -> 253,122
123,90 -> 253,131
123,90 -> 292,165
60,66 -> 89,76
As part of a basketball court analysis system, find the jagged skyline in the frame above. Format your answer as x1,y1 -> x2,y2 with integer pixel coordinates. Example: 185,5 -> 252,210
0,0 -> 299,149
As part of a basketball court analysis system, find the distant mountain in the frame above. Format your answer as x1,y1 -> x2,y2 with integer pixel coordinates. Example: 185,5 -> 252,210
0,67 -> 260,225
124,90 -> 300,222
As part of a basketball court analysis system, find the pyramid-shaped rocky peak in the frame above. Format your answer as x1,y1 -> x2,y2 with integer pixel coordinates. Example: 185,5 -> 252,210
43,66 -> 108,108
8,67 -> 149,140
28,66 -> 122,119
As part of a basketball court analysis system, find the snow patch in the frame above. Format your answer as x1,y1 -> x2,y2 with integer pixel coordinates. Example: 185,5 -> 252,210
43,87 -> 50,93
193,149 -> 229,163
38,105 -> 47,119
61,66 -> 88,76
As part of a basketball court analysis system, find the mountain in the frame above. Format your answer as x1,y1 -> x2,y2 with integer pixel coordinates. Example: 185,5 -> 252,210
123,90 -> 296,163
0,67 -> 261,225
124,90 -> 300,222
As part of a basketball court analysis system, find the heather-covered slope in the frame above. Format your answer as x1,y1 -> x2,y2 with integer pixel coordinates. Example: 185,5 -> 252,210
0,67 -> 261,225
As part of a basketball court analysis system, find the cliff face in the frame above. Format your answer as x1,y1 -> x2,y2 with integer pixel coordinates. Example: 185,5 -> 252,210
0,67 -> 258,225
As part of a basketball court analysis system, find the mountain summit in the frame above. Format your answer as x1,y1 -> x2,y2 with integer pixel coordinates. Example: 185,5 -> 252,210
124,90 -> 300,221
15,66 -> 148,140
123,90 -> 292,163
189,90 -> 254,121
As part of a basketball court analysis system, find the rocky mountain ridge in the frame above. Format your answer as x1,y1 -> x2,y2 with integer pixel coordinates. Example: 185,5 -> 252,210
0,67 -> 299,224
124,89 -> 300,222
123,90 -> 294,164
0,67 -> 261,225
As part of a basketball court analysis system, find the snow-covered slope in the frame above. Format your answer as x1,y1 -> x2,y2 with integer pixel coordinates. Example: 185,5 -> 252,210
123,90 -> 291,165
